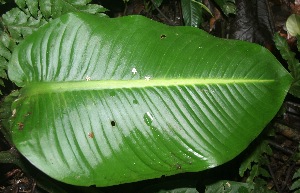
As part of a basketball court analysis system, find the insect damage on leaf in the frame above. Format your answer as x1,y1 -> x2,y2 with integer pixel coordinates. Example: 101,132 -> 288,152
110,121 -> 116,127
160,34 -> 167,39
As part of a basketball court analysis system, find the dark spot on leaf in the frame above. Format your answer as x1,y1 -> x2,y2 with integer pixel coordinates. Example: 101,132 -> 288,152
160,34 -> 166,39
111,121 -> 116,127
133,99 -> 138,104
88,132 -> 94,138
17,122 -> 24,131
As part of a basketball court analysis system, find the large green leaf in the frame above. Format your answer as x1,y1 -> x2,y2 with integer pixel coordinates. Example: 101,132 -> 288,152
7,12 -> 292,186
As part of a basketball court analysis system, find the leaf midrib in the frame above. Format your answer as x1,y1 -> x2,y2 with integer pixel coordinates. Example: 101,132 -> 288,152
21,78 -> 274,96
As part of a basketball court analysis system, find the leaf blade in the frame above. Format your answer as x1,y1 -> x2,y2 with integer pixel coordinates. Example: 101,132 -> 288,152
8,13 -> 292,186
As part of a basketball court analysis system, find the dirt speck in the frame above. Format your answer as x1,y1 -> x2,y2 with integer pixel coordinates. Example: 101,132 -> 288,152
88,132 -> 94,138
17,123 -> 24,131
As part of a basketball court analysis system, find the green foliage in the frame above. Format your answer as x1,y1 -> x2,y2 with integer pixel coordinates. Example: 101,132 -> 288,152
179,0 -> 235,26
0,90 -> 18,142
0,33 -> 14,93
140,180 -> 198,193
274,33 -> 300,98
286,14 -> 300,37
213,0 -> 236,16
205,180 -> 254,193
239,140 -> 272,183
0,1 -> 294,192
1,0 -> 107,40
205,129 -> 276,193
7,12 -> 291,186
238,139 -> 275,192
14,0 -> 107,19
156,188 -> 198,193
205,175 -> 276,192
291,168 -> 300,192
2,8 -> 48,41
180,0 -> 204,27
144,0 -> 164,14
152,0 -> 164,8
0,0 -> 107,95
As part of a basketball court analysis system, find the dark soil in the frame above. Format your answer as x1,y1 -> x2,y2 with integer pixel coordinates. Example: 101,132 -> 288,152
1,0 -> 300,192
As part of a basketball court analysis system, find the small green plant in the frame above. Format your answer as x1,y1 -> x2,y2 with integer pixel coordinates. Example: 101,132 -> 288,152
274,33 -> 300,98
291,160 -> 300,192
274,15 -> 300,192
274,13 -> 300,98
205,128 -> 276,193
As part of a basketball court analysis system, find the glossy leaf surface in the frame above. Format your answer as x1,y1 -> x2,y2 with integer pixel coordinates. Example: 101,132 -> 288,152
180,0 -> 203,27
8,13 -> 292,186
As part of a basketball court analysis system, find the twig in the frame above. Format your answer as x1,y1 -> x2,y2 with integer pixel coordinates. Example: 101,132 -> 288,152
268,140 -> 295,155
273,122 -> 300,141
177,0 -> 184,26
149,0 -> 175,25
286,101 -> 300,109
267,160 -> 282,193
281,163 -> 296,192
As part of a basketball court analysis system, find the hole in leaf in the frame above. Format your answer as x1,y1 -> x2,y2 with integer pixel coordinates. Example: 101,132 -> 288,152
111,121 -> 116,127
160,34 -> 166,39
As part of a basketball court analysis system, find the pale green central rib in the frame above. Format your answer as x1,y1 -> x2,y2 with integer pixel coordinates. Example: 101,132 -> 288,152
22,78 -> 274,96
